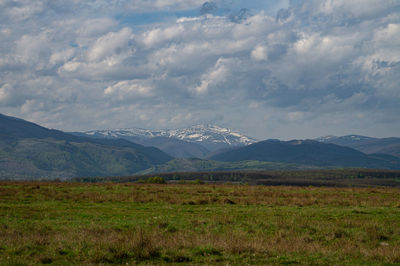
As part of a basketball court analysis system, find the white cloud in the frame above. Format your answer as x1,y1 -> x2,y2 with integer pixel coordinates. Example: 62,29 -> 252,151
122,0 -> 204,12
142,25 -> 184,48
317,0 -> 398,17
49,49 -> 76,67
76,18 -> 118,37
0,83 -> 10,103
373,23 -> 400,48
192,58 -> 230,95
104,80 -> 153,98
15,32 -> 52,69
251,45 -> 268,61
87,27 -> 134,62
287,111 -> 304,122
0,0 -> 399,138
8,1 -> 44,21
292,33 -> 354,60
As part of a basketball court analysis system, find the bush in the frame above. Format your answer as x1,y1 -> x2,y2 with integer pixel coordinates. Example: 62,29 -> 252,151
146,176 -> 166,184
192,179 -> 204,185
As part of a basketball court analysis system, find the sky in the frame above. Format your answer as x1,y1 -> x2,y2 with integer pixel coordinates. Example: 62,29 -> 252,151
0,0 -> 399,140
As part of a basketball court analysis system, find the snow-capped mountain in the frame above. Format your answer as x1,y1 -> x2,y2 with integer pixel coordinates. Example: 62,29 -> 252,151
83,124 -> 258,152
315,135 -> 374,143
315,135 -> 400,158
314,135 -> 338,142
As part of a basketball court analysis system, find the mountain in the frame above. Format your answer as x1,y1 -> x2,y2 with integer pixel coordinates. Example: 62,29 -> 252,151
316,135 -> 400,158
79,124 -> 258,155
132,137 -> 210,159
0,114 -> 172,180
0,113 -> 80,141
209,139 -> 400,169
74,131 -> 210,159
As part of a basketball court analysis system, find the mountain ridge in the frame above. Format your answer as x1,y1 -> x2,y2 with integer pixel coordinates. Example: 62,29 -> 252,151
83,124 -> 257,148
2,113 -> 400,180
78,124 -> 258,157
0,113 -> 172,179
209,139 -> 400,169
315,135 -> 400,158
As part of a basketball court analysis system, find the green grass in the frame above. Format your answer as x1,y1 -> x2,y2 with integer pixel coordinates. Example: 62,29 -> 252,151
0,182 -> 399,264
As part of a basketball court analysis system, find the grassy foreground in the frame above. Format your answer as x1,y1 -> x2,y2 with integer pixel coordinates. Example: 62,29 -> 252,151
0,182 -> 399,265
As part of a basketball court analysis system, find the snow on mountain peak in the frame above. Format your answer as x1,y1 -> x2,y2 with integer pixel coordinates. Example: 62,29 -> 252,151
84,124 -> 258,148
315,136 -> 332,142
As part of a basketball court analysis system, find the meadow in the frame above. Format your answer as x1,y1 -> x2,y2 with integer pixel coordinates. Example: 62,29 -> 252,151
0,181 -> 399,265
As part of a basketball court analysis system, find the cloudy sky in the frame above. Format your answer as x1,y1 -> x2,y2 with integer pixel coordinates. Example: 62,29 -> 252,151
0,0 -> 399,140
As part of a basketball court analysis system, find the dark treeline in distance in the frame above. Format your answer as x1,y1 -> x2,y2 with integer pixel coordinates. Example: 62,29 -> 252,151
74,169 -> 400,188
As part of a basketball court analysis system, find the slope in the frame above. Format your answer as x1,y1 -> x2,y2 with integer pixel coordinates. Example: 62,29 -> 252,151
80,124 -> 258,153
316,135 -> 400,158
74,131 -> 210,159
0,114 -> 172,179
209,139 -> 400,169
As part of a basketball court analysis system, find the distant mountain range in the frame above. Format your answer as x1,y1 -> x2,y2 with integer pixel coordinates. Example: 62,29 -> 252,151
315,135 -> 400,158
75,125 -> 258,158
1,113 -> 399,180
209,139 -> 400,169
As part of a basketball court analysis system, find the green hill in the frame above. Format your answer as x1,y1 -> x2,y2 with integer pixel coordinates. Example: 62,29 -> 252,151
0,114 -> 172,179
316,135 -> 400,158
209,139 -> 400,169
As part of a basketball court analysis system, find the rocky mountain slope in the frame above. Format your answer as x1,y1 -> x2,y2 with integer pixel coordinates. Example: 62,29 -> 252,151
80,124 -> 258,157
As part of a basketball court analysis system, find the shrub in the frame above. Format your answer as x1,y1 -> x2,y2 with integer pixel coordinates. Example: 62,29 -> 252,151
146,176 -> 166,184
192,179 -> 204,185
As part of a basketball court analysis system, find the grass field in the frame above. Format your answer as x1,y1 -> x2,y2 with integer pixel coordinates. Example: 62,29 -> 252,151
0,182 -> 399,265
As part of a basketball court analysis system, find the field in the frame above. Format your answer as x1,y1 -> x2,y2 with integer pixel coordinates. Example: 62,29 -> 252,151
0,182 -> 400,265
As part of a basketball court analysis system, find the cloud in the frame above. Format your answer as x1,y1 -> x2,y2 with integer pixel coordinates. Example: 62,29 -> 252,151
7,1 -> 45,21
192,58 -> 230,95
0,0 -> 399,139
200,2 -> 218,15
76,18 -> 118,37
15,32 -> 52,69
104,80 -> 153,99
251,45 -> 268,61
122,0 -> 205,12
87,27 -> 134,62
142,25 -> 184,48
0,83 -> 10,103
315,0 -> 399,18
